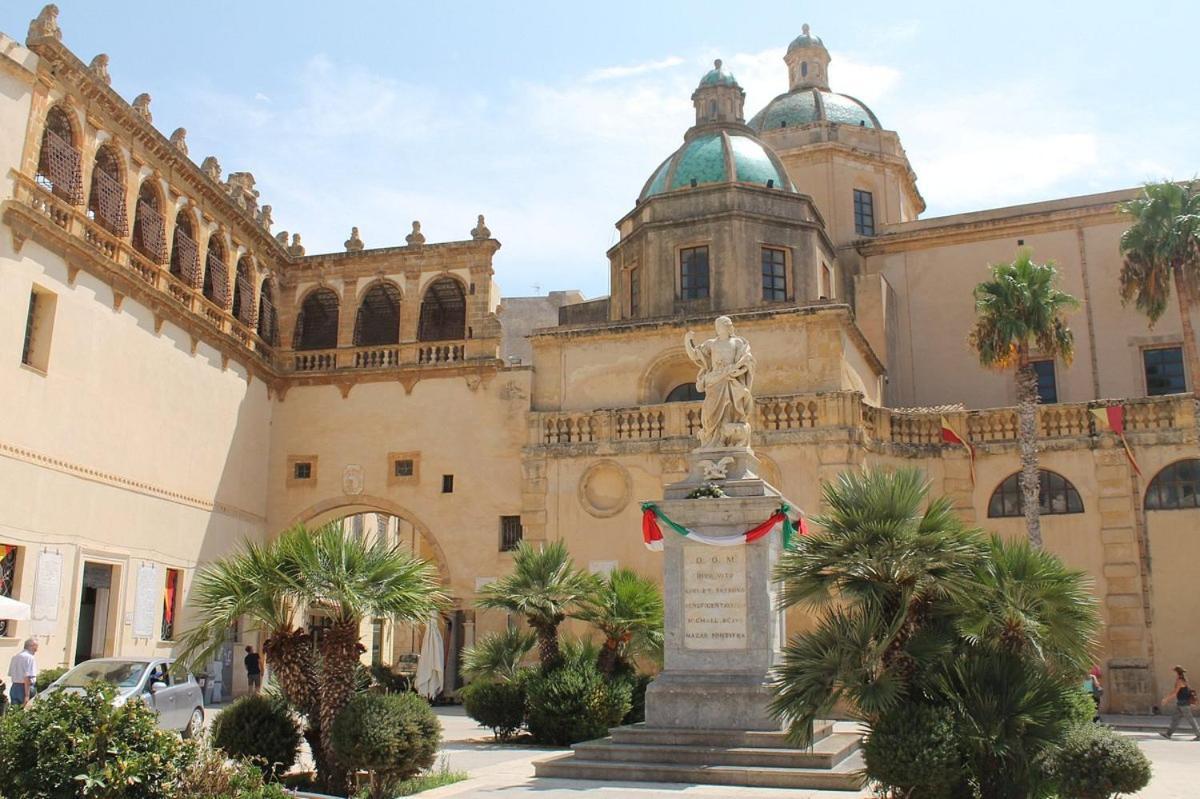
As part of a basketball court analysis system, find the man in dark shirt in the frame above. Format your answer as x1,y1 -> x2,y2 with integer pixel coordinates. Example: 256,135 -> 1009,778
244,646 -> 262,695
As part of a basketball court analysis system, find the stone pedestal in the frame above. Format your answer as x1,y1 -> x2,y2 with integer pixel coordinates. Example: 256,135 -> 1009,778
645,453 -> 786,731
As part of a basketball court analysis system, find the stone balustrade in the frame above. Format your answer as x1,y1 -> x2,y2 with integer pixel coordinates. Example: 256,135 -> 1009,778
281,339 -> 492,374
531,392 -> 1193,450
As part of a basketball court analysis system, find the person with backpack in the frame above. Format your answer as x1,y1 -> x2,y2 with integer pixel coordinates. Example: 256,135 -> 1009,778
1160,664 -> 1200,740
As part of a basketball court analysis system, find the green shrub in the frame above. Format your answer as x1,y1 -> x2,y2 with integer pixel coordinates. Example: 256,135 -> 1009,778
620,673 -> 653,725
212,694 -> 302,779
0,683 -> 189,799
525,662 -> 632,745
34,665 -> 69,693
1047,723 -> 1152,799
862,703 -> 964,799
179,736 -> 293,798
1065,685 -> 1099,726
462,678 -> 527,740
331,692 -> 441,799
370,664 -> 412,694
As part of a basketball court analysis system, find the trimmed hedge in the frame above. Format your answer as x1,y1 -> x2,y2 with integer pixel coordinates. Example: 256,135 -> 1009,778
862,703 -> 964,799
212,694 -> 302,779
462,678 -> 527,740
331,692 -> 441,799
1047,723 -> 1152,799
525,662 -> 631,745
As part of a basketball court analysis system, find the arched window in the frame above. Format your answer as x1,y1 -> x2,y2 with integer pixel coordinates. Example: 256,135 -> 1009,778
417,277 -> 466,341
36,106 -> 82,204
801,62 -> 809,78
294,288 -> 340,350
354,282 -> 402,346
987,470 -> 1084,518
1145,459 -> 1200,510
665,382 -> 705,403
256,279 -> 278,347
202,236 -> 229,308
231,256 -> 255,326
131,180 -> 166,263
170,210 -> 199,286
87,144 -> 127,235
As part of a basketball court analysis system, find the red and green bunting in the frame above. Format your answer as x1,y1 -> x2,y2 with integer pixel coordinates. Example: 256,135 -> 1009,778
641,502 -> 807,551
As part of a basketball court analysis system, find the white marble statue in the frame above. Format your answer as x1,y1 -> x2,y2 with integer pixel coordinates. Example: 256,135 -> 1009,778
684,316 -> 756,451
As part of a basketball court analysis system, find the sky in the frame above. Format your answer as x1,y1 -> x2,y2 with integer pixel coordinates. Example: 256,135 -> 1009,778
4,1 -> 1198,298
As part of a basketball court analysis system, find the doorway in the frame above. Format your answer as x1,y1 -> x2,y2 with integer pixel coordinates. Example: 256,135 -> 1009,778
75,562 -> 115,665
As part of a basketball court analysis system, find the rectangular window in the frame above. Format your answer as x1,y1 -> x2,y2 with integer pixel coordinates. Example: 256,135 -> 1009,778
1031,360 -> 1058,403
20,287 -> 56,372
294,461 -> 312,480
0,544 -> 17,637
371,618 -> 385,666
394,459 -> 414,477
629,267 -> 640,317
679,246 -> 710,300
819,263 -> 833,299
761,248 -> 787,301
442,474 -> 454,493
500,516 -> 523,552
1143,346 -> 1186,396
853,189 -> 875,236
161,568 -> 181,641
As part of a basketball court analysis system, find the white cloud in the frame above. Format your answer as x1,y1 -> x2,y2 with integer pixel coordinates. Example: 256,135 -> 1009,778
584,56 -> 685,82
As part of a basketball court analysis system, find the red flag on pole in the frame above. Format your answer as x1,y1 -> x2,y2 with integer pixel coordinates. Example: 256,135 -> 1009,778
1090,406 -> 1141,476
941,416 -> 976,485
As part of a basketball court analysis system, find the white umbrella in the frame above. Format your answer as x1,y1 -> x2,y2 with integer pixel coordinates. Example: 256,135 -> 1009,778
0,595 -> 31,621
415,613 -> 444,700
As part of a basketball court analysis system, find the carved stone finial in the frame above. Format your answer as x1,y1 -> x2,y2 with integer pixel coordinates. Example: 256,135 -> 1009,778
200,156 -> 222,182
275,230 -> 289,247
344,226 -> 364,252
224,172 -> 259,212
406,220 -> 425,247
28,5 -> 61,43
471,214 -> 491,240
288,233 -> 305,257
257,204 -> 273,232
131,93 -> 152,123
169,127 -> 188,156
89,54 -> 110,86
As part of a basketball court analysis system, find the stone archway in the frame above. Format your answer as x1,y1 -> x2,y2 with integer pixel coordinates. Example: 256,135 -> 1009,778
286,494 -> 453,590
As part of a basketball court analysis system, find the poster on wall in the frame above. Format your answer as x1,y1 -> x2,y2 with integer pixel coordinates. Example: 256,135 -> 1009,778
132,563 -> 159,639
31,549 -> 63,636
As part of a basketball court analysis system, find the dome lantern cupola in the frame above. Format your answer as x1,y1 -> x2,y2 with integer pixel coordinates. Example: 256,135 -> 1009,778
692,59 -> 745,125
784,23 -> 830,91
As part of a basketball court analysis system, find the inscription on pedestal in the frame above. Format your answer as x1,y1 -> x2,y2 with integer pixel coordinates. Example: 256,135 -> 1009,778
682,544 -> 747,650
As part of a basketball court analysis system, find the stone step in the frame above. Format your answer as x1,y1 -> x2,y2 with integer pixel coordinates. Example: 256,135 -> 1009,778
608,721 -> 835,748
534,750 -> 865,791
571,732 -> 861,769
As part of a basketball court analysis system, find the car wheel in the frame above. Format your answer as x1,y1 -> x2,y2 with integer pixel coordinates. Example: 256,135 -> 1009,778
182,707 -> 203,739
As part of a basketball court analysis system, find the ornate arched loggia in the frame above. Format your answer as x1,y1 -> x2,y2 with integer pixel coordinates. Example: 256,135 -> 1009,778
286,494 -> 452,590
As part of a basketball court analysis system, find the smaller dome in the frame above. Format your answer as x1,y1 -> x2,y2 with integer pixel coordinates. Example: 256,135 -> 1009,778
639,131 -> 794,201
749,88 -> 880,131
788,23 -> 824,52
698,59 -> 739,88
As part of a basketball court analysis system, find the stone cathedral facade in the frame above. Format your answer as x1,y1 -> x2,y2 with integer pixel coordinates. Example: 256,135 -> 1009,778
1,8 -> 1196,711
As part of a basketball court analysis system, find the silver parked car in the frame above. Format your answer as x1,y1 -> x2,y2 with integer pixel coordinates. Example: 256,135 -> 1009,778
40,657 -> 204,737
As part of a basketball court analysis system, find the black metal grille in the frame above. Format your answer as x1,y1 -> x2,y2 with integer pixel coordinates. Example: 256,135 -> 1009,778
355,282 -> 402,346
294,289 -> 340,350
680,246 -> 709,300
88,152 -> 127,236
132,199 -> 167,263
500,516 -> 523,552
418,278 -> 466,341
37,126 -> 83,205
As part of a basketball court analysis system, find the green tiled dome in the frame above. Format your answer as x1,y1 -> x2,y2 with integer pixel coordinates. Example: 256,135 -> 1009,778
698,59 -> 739,88
748,88 -> 879,131
639,132 -> 794,201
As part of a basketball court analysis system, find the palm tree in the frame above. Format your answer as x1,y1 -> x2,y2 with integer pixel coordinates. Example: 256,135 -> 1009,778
461,627 -> 537,683
1118,180 -> 1200,400
969,252 -> 1078,548
770,469 -> 985,743
281,523 -> 445,793
176,530 -> 317,723
476,540 -> 595,671
573,568 -> 664,676
956,534 -> 1099,675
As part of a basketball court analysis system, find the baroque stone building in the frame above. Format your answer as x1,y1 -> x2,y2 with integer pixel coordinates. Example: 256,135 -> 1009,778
1,9 -> 1196,711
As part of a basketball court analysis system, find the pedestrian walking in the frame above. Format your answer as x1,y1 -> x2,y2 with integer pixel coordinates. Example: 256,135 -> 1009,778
1159,664 -> 1200,740
1085,665 -> 1103,721
244,645 -> 262,695
6,639 -> 38,707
